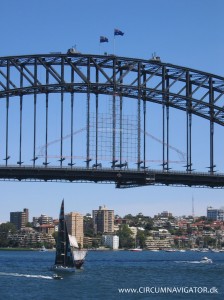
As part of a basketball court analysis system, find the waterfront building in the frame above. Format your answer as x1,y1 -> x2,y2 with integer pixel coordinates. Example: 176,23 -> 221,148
207,206 -> 224,221
114,218 -> 128,225
53,219 -> 59,232
83,236 -> 102,248
145,236 -> 174,250
10,208 -> 29,230
8,227 -> 55,248
113,224 -> 120,232
36,224 -> 55,235
102,234 -> 119,250
129,226 -> 138,238
65,212 -> 84,247
92,205 -> 114,234
33,214 -> 53,226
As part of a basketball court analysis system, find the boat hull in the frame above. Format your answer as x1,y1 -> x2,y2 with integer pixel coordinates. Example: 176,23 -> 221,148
51,265 -> 76,272
130,248 -> 143,252
74,260 -> 85,269
200,257 -> 213,264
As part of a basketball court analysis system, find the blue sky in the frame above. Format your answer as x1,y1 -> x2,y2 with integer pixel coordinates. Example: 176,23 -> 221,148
1,0 -> 224,222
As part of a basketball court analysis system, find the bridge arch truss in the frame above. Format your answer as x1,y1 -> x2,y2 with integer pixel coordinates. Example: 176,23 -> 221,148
1,53 -> 224,187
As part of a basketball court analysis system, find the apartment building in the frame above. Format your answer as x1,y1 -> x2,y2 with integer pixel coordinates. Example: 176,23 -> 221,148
65,212 -> 84,247
92,205 -> 114,234
10,208 -> 29,230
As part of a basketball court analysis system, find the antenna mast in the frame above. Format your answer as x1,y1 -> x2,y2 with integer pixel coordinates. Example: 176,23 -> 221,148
192,196 -> 195,218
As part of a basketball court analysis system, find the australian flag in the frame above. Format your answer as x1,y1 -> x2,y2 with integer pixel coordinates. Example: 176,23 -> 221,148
114,28 -> 124,36
100,36 -> 109,43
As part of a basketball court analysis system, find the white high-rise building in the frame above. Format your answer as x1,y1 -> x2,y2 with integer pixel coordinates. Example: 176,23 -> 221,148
102,235 -> 119,250
207,206 -> 224,221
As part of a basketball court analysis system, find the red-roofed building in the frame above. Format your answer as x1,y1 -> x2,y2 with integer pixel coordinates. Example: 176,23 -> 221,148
36,224 -> 55,235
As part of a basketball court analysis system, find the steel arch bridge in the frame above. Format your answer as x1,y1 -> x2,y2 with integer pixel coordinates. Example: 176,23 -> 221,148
1,52 -> 224,188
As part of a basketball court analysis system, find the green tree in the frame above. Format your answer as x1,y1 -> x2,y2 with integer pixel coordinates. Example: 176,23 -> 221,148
0,222 -> 17,247
117,224 -> 135,249
175,228 -> 185,236
52,231 -> 58,242
136,230 -> 146,248
8,239 -> 19,248
203,236 -> 215,247
0,222 -> 17,234
124,214 -> 134,220
92,239 -> 100,248
145,219 -> 154,231
186,227 -> 193,235
84,216 -> 94,237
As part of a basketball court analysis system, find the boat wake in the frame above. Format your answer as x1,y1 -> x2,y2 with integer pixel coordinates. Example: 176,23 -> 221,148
0,272 -> 53,279
175,261 -> 209,264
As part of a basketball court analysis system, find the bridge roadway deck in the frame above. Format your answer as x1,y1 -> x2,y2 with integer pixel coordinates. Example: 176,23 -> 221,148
1,165 -> 224,188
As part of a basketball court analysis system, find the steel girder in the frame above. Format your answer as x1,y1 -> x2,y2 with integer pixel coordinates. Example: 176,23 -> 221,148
1,166 -> 224,188
0,54 -> 224,125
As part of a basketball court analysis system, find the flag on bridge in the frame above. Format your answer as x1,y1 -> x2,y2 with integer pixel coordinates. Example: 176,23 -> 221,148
100,36 -> 109,43
114,28 -> 124,36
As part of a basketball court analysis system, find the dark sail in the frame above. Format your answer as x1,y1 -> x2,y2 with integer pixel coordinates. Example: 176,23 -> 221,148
54,199 -> 74,267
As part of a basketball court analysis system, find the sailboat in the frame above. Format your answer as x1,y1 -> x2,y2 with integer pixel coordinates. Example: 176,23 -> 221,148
52,200 -> 87,271
40,245 -> 48,252
129,237 -> 143,252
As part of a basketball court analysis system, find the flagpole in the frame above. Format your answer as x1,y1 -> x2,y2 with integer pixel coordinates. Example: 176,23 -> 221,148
113,28 -> 124,54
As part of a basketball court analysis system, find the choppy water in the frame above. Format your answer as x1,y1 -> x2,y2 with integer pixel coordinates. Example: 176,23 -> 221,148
0,250 -> 224,299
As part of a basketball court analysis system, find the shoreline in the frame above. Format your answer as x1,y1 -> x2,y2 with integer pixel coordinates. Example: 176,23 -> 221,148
0,247 -> 56,251
0,247 -> 36,251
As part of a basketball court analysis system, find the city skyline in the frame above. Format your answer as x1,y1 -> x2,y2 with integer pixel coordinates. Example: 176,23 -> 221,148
1,0 -> 224,223
3,197 -> 223,224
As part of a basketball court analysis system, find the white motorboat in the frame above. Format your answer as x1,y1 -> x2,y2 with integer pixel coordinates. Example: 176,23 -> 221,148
53,274 -> 63,280
130,247 -> 142,252
200,256 -> 213,264
40,245 -> 48,252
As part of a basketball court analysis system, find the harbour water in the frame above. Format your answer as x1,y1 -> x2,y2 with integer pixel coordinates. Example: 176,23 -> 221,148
0,250 -> 224,299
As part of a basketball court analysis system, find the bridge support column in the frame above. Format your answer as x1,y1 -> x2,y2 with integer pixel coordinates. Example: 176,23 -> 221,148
143,71 -> 147,170
162,66 -> 170,171
112,58 -> 117,166
60,57 -> 64,167
5,60 -> 10,166
137,62 -> 142,170
86,57 -> 91,168
32,59 -> 37,166
166,105 -> 169,171
209,77 -> 214,173
18,67 -> 23,165
44,69 -> 49,166
69,88 -> 74,167
95,68 -> 99,167
186,71 -> 192,172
